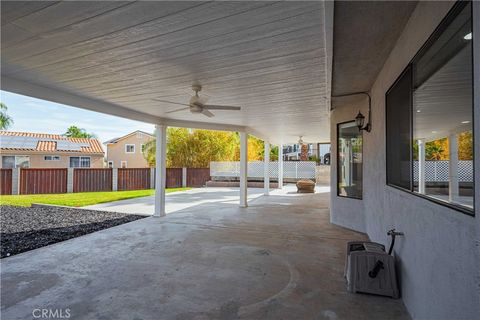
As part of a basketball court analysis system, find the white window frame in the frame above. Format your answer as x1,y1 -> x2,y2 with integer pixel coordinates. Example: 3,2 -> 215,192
69,156 -> 91,168
121,160 -> 128,168
44,155 -> 61,161
125,144 -> 135,153
108,161 -> 114,168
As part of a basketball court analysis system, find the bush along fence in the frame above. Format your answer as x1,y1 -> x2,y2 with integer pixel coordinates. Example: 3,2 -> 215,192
0,167 -> 210,195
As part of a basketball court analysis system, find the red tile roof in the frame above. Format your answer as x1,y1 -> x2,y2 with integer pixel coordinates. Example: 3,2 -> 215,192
0,131 -> 104,154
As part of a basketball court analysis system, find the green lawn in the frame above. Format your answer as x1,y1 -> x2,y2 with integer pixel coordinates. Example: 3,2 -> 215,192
0,188 -> 190,207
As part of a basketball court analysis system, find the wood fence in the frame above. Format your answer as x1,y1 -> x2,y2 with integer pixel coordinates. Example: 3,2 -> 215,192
0,167 -> 211,195
187,168 -> 211,187
74,168 -> 112,193
0,169 -> 12,195
20,168 -> 67,194
118,168 -> 150,191
166,168 -> 183,188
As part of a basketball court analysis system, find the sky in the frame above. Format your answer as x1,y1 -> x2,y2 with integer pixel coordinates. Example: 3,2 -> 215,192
0,91 -> 155,144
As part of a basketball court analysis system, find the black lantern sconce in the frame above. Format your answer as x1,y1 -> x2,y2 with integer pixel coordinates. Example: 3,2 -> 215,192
332,92 -> 372,133
355,109 -> 371,132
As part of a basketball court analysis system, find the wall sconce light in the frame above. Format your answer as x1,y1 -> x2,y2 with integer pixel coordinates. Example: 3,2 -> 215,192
332,92 -> 372,133
355,111 -> 371,132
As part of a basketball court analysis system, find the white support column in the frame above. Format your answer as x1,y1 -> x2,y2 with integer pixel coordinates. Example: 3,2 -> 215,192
113,168 -> 118,191
278,144 -> 283,189
149,168 -> 154,189
182,167 -> 187,188
239,132 -> 248,207
67,168 -> 74,193
418,139 -> 426,194
154,124 -> 167,217
264,141 -> 270,195
11,168 -> 20,195
448,133 -> 459,203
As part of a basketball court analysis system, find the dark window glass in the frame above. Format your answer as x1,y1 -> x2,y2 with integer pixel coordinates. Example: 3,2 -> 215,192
386,1 -> 474,214
70,157 -> 80,168
412,2 -> 473,211
386,66 -> 412,190
337,122 -> 362,199
2,156 -> 15,168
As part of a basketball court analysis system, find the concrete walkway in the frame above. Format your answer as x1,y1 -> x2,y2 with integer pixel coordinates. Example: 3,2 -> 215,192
85,187 -> 267,215
1,187 -> 409,320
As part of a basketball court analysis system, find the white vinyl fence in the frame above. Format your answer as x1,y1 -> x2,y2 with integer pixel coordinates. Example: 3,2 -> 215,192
210,161 -> 316,179
413,160 -> 473,182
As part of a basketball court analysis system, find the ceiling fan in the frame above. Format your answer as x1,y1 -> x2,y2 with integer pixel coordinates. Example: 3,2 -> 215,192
153,85 -> 241,118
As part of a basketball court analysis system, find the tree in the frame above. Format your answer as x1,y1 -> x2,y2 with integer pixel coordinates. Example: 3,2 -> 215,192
144,128 -> 239,168
143,129 -> 280,168
458,131 -> 473,160
64,125 -> 96,138
0,102 -> 13,130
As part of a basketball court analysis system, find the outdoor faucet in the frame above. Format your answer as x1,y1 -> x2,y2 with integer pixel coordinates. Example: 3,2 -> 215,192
387,229 -> 404,255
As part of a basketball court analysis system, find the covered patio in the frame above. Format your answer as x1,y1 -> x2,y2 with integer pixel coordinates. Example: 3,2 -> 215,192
1,188 -> 408,319
2,1 -> 479,319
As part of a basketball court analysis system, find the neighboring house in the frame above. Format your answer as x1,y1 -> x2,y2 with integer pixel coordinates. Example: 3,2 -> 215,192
0,131 -> 104,168
104,131 -> 154,168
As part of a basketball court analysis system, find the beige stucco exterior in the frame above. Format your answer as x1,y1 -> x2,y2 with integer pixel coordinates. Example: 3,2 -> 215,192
0,150 -> 104,168
106,131 -> 153,168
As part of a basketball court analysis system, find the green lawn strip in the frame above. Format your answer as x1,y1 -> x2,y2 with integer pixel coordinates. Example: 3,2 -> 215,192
0,188 -> 190,207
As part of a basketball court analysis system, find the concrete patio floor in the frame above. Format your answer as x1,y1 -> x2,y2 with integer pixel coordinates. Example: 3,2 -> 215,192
1,187 -> 409,320
85,187 -> 267,215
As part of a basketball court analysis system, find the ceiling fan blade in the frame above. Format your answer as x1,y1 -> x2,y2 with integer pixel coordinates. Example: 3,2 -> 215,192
201,109 -> 215,118
165,107 -> 190,114
153,99 -> 190,107
203,105 -> 241,111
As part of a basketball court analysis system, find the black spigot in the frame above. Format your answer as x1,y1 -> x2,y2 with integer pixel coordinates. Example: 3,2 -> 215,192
387,229 -> 404,255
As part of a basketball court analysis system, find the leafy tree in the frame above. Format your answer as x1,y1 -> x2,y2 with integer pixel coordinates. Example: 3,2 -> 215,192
64,125 -> 96,138
413,132 -> 473,161
0,102 -> 13,130
458,131 -> 473,160
143,129 -> 279,168
144,128 -> 238,168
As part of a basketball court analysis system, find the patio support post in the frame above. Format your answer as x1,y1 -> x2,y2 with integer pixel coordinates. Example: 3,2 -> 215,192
278,144 -> 283,189
264,141 -> 270,195
418,139 -> 426,194
239,132 -> 248,207
448,133 -> 459,203
154,124 -> 167,217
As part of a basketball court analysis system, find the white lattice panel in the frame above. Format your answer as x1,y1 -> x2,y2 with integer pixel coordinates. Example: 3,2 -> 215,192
210,161 -> 316,179
413,160 -> 473,182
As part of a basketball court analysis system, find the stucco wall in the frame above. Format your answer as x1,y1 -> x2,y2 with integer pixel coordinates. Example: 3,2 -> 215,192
330,2 -> 479,319
106,132 -> 153,168
0,151 -> 104,168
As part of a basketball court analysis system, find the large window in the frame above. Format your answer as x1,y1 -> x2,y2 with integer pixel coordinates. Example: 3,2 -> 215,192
2,156 -> 30,169
386,1 -> 474,214
337,122 -> 363,199
70,156 -> 91,168
1,156 -> 30,168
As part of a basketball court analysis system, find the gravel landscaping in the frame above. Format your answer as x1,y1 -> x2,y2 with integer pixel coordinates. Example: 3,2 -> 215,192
0,205 -> 146,258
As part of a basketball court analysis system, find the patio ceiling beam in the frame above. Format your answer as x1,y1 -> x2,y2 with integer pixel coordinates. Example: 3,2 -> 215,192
3,76 -> 279,141
2,76 -> 160,125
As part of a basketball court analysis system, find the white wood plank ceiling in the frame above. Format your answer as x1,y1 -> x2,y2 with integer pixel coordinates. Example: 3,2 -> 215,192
1,1 -> 332,144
